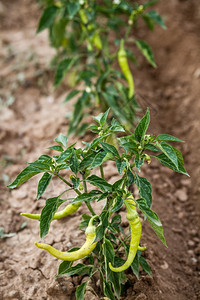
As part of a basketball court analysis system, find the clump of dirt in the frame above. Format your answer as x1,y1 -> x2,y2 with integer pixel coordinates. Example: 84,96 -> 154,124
0,0 -> 200,299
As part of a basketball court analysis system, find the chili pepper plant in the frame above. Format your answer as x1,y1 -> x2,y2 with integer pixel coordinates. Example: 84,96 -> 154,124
37,0 -> 166,135
8,108 -> 188,299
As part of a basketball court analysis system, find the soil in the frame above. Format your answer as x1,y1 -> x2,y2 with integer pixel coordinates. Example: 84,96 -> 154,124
0,0 -> 200,299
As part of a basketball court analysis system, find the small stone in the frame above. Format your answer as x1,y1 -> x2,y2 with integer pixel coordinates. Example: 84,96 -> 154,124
178,212 -> 185,219
175,189 -> 188,202
160,261 -> 169,270
188,240 -> 195,247
135,293 -> 147,300
190,229 -> 198,236
187,249 -> 194,256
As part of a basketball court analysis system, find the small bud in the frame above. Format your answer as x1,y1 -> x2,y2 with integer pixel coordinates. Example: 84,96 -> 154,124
86,86 -> 91,93
79,183 -> 84,191
128,19 -> 133,25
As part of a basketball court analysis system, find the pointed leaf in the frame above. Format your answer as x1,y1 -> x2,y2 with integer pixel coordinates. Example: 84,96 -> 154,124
156,134 -> 184,143
134,173 -> 152,207
8,166 -> 42,189
137,198 -> 167,246
157,142 -> 178,169
37,6 -> 59,33
76,281 -> 87,300
139,256 -> 151,276
37,172 -> 52,200
100,142 -> 120,157
55,133 -> 68,148
87,175 -> 112,192
134,108 -> 150,142
155,148 -> 189,176
40,197 -> 60,239
54,58 -> 75,88
63,90 -> 80,103
135,40 -> 156,67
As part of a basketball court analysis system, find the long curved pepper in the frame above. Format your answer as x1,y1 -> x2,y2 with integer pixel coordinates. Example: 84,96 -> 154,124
118,39 -> 135,98
109,195 -> 143,272
35,215 -> 98,261
21,202 -> 81,221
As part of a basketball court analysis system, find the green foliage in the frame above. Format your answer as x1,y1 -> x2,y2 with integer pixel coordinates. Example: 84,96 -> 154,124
36,1 -> 166,135
8,110 -> 188,299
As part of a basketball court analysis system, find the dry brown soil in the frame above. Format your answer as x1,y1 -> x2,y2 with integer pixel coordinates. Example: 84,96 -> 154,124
0,0 -> 200,299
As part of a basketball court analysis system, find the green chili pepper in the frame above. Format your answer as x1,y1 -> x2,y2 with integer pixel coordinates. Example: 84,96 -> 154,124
21,202 -> 81,221
35,215 -> 98,261
109,195 -> 145,272
118,39 -> 135,98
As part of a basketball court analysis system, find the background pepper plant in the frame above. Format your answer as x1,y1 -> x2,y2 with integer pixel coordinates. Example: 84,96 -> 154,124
8,108 -> 188,299
36,0 -> 166,135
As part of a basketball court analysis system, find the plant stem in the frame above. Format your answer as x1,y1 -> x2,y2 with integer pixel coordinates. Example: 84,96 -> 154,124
100,165 -> 105,179
82,174 -> 96,216
86,202 -> 96,216
56,174 -> 81,196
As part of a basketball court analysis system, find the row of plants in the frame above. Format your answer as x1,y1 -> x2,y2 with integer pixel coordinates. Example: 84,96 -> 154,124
37,0 -> 166,135
8,1 -> 188,299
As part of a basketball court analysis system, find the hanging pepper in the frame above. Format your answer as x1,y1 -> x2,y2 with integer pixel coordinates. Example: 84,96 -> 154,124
21,202 -> 81,221
35,215 -> 98,261
118,39 -> 135,98
109,195 -> 145,272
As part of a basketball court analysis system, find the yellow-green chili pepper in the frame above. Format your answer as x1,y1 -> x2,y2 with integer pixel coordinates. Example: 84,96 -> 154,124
35,216 -> 97,261
21,202 -> 81,221
91,32 -> 102,50
118,39 -> 135,98
109,195 -> 144,272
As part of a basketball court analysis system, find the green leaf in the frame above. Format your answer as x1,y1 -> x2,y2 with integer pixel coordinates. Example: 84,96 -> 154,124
51,18 -> 67,48
134,154 -> 145,172
155,148 -> 189,176
76,281 -> 87,300
94,210 -> 109,242
37,6 -> 59,33
104,282 -> 115,300
48,145 -> 64,152
79,153 -> 96,170
100,142 -> 120,157
135,40 -> 156,68
111,196 -> 123,213
146,10 -> 166,29
55,133 -> 68,148
54,58 -> 75,88
40,197 -> 60,239
72,191 -> 101,204
63,263 -> 93,277
57,261 -> 73,277
157,142 -> 178,169
137,198 -> 167,246
143,0 -> 159,8
100,108 -> 110,126
67,2 -> 80,19
89,151 -> 107,169
103,238 -> 115,278
127,169 -> 134,186
71,177 -> 80,189
134,108 -> 150,142
70,149 -> 79,174
139,256 -> 151,276
7,166 -> 42,189
37,172 -> 52,200
156,134 -> 184,143
116,159 -> 126,175
131,251 -> 140,279
87,175 -> 112,192
63,90 -> 80,103
56,149 -> 72,163
134,173 -> 152,207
